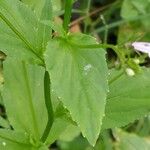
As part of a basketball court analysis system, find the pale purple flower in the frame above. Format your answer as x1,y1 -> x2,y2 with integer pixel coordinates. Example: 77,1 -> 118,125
132,42 -> 150,57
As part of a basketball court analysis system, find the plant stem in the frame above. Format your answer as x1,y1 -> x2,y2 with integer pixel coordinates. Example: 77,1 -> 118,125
94,13 -> 150,33
63,0 -> 73,32
84,0 -> 91,33
70,42 -> 126,67
41,71 -> 54,143
100,15 -> 108,44
70,1 -> 116,27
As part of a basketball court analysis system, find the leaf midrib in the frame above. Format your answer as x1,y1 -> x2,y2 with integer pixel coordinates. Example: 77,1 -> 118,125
68,44 -> 102,142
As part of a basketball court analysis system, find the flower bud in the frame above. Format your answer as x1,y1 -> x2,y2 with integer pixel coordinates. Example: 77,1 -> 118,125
126,68 -> 135,76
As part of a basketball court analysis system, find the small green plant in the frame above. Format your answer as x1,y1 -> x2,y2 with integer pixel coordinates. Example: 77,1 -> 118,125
0,0 -> 150,149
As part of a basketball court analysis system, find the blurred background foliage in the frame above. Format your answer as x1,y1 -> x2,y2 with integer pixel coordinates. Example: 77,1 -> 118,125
0,0 -> 150,149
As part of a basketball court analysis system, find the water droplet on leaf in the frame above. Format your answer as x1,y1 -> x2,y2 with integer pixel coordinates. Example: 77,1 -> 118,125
84,64 -> 92,75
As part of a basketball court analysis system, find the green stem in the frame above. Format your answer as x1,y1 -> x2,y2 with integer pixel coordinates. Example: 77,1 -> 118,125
94,13 -> 150,33
71,42 -> 115,49
100,15 -> 108,43
84,0 -> 91,33
0,12 -> 45,65
63,0 -> 73,32
70,42 -> 125,65
41,71 -> 54,143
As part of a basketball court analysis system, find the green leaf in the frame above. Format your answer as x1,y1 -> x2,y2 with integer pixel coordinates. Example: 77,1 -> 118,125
57,136 -> 91,150
22,0 -> 55,55
45,33 -> 108,145
45,101 -> 78,145
114,129 -> 150,150
121,0 -> 150,19
2,58 -> 47,140
121,0 -> 150,29
0,0 -> 44,64
40,20 -> 65,37
57,131 -> 113,150
0,0 -> 38,47
0,91 -> 3,104
21,0 -> 53,52
21,0 -> 50,18
0,20 -> 40,64
52,0 -> 61,12
36,0 -> 52,54
59,124 -> 80,142
0,129 -> 38,150
102,68 -> 150,129
121,0 -> 138,19
46,118 -> 74,145
2,58 -> 75,146
0,116 -> 9,128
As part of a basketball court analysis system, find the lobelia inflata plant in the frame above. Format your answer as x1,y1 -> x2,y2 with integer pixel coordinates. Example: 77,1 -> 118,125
1,0 -> 150,149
